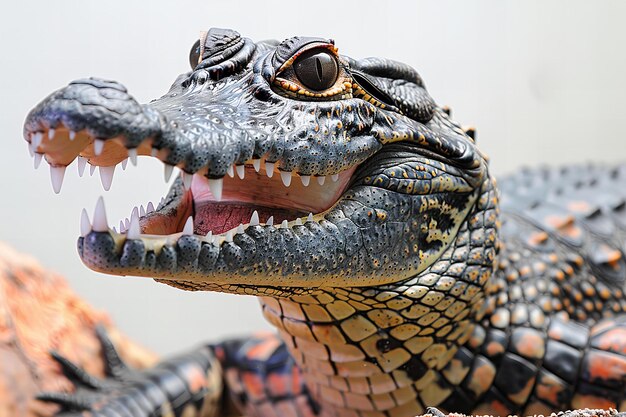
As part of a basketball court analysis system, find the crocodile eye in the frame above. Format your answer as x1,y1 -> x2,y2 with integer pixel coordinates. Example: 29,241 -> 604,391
293,50 -> 338,91
272,42 -> 349,100
189,39 -> 201,70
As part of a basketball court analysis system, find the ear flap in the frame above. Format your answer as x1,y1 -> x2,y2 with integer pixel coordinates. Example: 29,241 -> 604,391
347,57 -> 436,123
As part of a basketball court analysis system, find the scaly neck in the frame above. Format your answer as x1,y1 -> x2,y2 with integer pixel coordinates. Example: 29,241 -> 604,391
258,176 -> 499,415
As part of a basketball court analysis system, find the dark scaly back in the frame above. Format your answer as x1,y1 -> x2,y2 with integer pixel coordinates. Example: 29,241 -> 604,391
440,163 -> 626,416
497,163 -> 626,323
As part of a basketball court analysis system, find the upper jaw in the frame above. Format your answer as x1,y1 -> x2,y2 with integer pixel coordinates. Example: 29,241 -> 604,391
22,71 -> 382,191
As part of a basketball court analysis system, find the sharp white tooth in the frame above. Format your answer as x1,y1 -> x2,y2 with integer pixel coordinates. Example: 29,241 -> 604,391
112,226 -> 117,234
250,210 -> 259,226
160,197 -> 165,206
205,231 -> 213,243
128,148 -> 138,166
76,156 -> 87,177
121,158 -> 128,170
317,176 -> 326,185
331,173 -> 339,182
280,171 -> 292,187
48,128 -> 55,140
93,139 -> 105,156
281,220 -> 289,229
164,164 -> 174,182
140,205 -> 146,217
27,142 -> 34,157
32,132 -> 43,150
252,159 -> 261,172
49,165 -> 66,194
265,162 -> 275,178
225,230 -> 233,243
99,165 -> 115,191
92,196 -> 108,232
131,206 -> 139,220
295,218 -> 302,226
301,175 -> 310,186
237,224 -> 245,234
183,172 -> 193,190
147,201 -> 155,213
69,130 -> 76,140
124,218 -> 130,229
127,213 -> 141,239
182,216 -> 194,235
33,153 -> 43,169
266,216 -> 274,226
235,165 -> 245,179
208,178 -> 223,201
307,213 -> 314,222
151,148 -> 158,157
89,164 -> 96,176
119,220 -> 125,233
80,208 -> 91,237
227,165 -> 234,178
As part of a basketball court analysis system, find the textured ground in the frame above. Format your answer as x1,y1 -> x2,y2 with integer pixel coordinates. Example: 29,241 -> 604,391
428,410 -> 621,417
0,242 -> 157,417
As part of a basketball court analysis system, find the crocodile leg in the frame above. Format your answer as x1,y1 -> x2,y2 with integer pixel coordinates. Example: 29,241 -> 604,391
39,327 -> 223,417
213,333 -> 319,417
42,331 -> 318,417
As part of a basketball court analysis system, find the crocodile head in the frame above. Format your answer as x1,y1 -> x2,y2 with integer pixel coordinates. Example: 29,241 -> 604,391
23,28 -> 489,294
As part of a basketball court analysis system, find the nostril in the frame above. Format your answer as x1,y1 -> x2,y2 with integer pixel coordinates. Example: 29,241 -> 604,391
196,70 -> 208,85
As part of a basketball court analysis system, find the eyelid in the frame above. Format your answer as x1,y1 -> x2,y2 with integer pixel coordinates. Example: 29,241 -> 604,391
275,42 -> 339,75
275,77 -> 353,98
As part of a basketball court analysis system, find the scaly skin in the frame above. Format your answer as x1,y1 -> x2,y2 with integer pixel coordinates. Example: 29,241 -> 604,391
22,28 -> 626,416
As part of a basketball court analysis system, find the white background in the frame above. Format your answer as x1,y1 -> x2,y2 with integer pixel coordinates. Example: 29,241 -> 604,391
1,0 -> 625,355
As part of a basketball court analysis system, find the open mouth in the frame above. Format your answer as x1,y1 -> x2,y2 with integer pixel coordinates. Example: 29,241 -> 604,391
25,125 -> 354,248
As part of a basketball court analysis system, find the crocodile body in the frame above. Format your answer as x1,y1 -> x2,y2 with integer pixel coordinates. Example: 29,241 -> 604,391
22,28 -> 626,416
215,164 -> 626,417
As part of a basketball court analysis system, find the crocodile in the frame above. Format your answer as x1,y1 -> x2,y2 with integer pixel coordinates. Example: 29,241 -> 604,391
22,28 -> 626,417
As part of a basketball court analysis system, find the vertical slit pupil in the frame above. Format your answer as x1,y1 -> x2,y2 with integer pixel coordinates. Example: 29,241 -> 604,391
315,57 -> 323,83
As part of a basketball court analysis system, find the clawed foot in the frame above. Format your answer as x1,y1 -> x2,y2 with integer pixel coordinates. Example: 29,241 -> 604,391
425,407 -> 447,417
38,325 -> 207,416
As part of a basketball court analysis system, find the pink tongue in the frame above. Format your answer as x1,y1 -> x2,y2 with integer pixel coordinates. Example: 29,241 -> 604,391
193,202 -> 306,235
